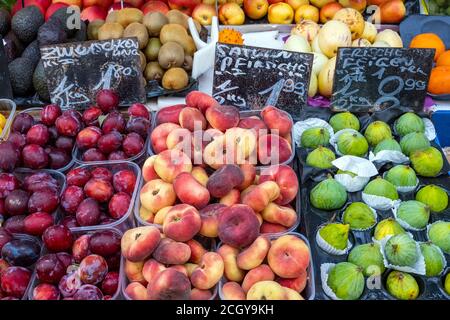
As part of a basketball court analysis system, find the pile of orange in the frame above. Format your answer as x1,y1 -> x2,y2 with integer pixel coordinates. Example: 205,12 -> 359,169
410,33 -> 450,95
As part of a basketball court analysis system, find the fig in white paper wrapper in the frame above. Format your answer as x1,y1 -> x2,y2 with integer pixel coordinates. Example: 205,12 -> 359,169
293,118 -> 334,148
342,202 -> 377,231
364,121 -> 392,147
362,177 -> 399,210
427,221 -> 450,254
415,184 -> 448,213
384,165 -> 419,193
306,146 -> 336,169
310,176 -> 347,211
419,242 -> 446,277
321,262 -> 365,300
369,138 -> 409,164
400,132 -> 430,156
335,130 -> 369,157
348,243 -> 385,277
316,223 -> 351,255
329,112 -> 360,133
394,112 -> 425,137
410,147 -> 444,178
374,218 -> 406,241
393,201 -> 430,231
386,271 -> 420,300
301,127 -> 330,149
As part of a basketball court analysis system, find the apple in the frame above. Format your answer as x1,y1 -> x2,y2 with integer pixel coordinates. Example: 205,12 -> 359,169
268,0 -> 283,3
243,0 -> 269,20
114,0 -> 145,7
319,2 -> 343,23
294,4 -> 319,23
168,0 -> 201,15
80,5 -> 107,21
286,0 -> 309,10
142,1 -> 170,14
310,0 -> 335,8
218,3 -> 245,25
53,0 -> 82,7
111,2 -> 133,9
45,3 -> 69,20
83,0 -> 113,9
12,0 -> 51,16
267,2 -> 294,24
192,4 -> 217,25
339,0 -> 367,12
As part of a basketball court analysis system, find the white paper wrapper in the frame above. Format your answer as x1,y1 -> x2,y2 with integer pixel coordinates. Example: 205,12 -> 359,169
329,129 -> 368,157
382,172 -> 419,193
316,227 -> 352,256
320,263 -> 341,300
335,173 -> 370,192
362,192 -> 401,211
368,150 -> 410,164
332,156 -> 378,177
423,118 -> 437,141
418,241 -> 447,276
341,204 -> 377,231
376,233 -> 426,275
294,118 -> 334,148
392,202 -> 427,231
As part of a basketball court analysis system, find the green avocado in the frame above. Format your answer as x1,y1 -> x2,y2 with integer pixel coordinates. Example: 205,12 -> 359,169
8,57 -> 34,96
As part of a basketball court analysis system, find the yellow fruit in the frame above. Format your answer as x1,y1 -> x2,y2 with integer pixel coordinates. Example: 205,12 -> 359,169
0,113 -> 6,129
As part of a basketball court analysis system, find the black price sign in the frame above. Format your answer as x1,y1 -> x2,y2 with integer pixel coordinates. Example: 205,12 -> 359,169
40,38 -> 145,109
0,36 -> 13,99
212,43 -> 313,118
331,47 -> 434,112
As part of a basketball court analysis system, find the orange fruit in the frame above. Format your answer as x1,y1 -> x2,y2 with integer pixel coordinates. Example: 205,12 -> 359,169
428,66 -> 450,95
409,33 -> 445,61
437,50 -> 450,67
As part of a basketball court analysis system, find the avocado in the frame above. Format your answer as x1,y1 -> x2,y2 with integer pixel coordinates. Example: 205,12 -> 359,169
3,30 -> 24,62
0,8 -> 11,36
8,57 -> 35,96
37,19 -> 67,46
49,7 -> 76,37
11,6 -> 44,44
33,60 -> 50,102
21,40 -> 41,68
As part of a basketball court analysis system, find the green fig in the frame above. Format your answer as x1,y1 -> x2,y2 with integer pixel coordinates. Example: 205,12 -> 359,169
445,273 -> 450,295
395,113 -> 425,137
386,271 -> 419,300
327,262 -> 365,300
396,200 -> 430,230
301,127 -> 330,148
374,218 -> 406,241
342,202 -> 376,230
385,165 -> 417,189
310,176 -> 347,210
399,132 -> 430,156
348,243 -> 385,276
319,223 -> 350,250
363,177 -> 399,200
410,147 -> 444,177
329,112 -> 360,133
416,184 -> 448,212
385,234 -> 419,267
306,146 -> 336,169
373,138 -> 402,155
428,221 -> 450,254
336,131 -> 369,157
364,121 -> 392,146
420,242 -> 445,277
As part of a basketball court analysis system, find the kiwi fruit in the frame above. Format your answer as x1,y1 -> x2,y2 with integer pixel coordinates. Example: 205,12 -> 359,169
162,67 -> 189,90
158,41 -> 185,69
166,10 -> 189,29
160,24 -> 196,56
123,22 -> 149,49
106,10 -> 118,23
87,20 -> 105,40
145,38 -> 162,61
116,8 -> 143,28
183,55 -> 193,72
97,22 -> 124,40
139,51 -> 146,71
143,12 -> 168,37
145,62 -> 164,82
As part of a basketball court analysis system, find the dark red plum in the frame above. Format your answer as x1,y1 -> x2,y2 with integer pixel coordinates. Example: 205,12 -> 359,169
0,266 -> 31,298
128,103 -> 150,119
0,173 -> 20,199
82,107 -> 102,126
56,252 -> 74,270
76,126 -> 102,150
22,144 -> 49,169
23,212 -> 54,236
4,190 -> 29,216
72,234 -> 91,263
55,136 -> 74,153
28,189 -> 59,213
101,271 -> 119,296
55,114 -> 81,137
108,151 -> 126,161
43,225 -> 74,252
48,148 -> 71,169
61,185 -> 84,214
11,113 -> 34,134
105,251 -> 120,271
73,284 -> 104,300
79,254 -> 108,285
61,216 -> 78,229
89,230 -> 121,257
3,215 -> 25,234
63,110 -> 83,124
108,192 -> 130,219
32,283 -> 60,300
97,131 -> 123,154
0,228 -> 12,251
101,112 -> 125,134
26,124 -> 49,146
0,142 -> 20,172
84,179 -> 113,203
23,172 -> 58,194
36,254 -> 66,284
66,167 -> 91,187
48,126 -> 58,142
1,239 -> 40,267
90,167 -> 113,182
96,89 -> 119,113
82,148 -> 106,162
76,198 -> 101,226
41,104 -> 62,126
126,117 -> 150,138
7,132 -> 26,150
122,133 -> 144,157
58,273 -> 80,298
112,170 -> 136,195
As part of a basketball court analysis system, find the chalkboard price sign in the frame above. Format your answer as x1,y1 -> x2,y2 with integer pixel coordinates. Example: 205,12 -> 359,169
0,36 -> 13,99
212,43 -> 313,118
331,47 -> 434,112
41,38 -> 145,109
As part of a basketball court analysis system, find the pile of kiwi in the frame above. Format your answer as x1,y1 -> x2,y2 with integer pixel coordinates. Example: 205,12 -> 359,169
88,8 -> 201,91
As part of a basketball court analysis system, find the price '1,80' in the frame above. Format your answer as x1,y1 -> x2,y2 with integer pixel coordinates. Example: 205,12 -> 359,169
374,75 -> 427,108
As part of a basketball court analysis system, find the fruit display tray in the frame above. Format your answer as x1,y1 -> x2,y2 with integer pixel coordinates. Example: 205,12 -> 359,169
147,109 -> 296,170
60,161 -> 141,233
120,231 -> 218,300
0,99 -> 16,140
72,109 -> 151,167
295,106 -> 450,300
27,228 -> 123,301
9,107 -> 76,173
217,232 -> 316,300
